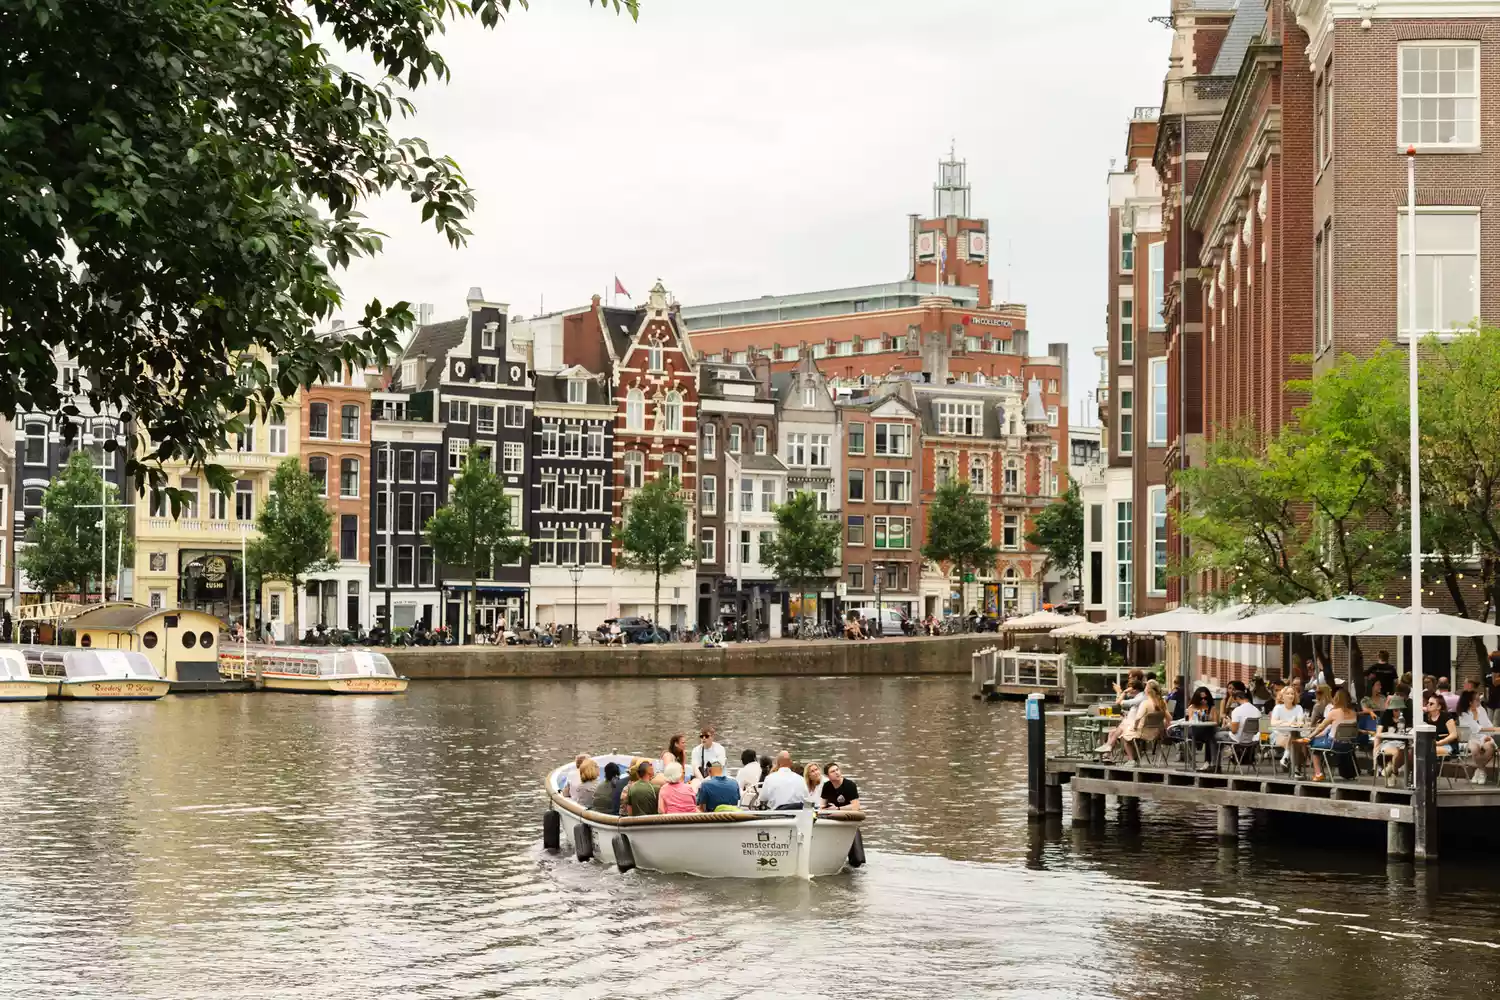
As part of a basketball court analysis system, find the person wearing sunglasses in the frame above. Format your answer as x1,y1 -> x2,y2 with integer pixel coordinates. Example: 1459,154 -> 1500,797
688,727 -> 726,780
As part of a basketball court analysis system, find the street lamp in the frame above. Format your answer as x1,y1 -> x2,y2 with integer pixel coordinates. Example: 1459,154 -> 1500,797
872,562 -> 884,638
568,561 -> 584,645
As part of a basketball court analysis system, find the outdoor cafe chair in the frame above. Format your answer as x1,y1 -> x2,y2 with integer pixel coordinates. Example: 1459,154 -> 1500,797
1221,718 -> 1263,775
1129,711 -> 1168,767
1313,721 -> 1362,782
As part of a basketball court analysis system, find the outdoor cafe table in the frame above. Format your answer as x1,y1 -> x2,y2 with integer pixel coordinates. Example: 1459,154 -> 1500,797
1372,730 -> 1415,786
1168,719 -> 1220,769
1047,710 -> 1092,757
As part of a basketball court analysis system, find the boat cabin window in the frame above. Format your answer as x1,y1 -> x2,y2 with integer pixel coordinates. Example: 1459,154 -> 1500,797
0,652 -> 27,680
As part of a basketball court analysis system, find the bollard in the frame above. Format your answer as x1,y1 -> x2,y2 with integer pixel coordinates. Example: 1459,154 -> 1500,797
1412,727 -> 1439,861
1026,692 -> 1046,820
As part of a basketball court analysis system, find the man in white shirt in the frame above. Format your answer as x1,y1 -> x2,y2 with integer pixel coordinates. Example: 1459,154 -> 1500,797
688,727 -> 727,779
758,750 -> 807,810
734,749 -> 763,806
1214,688 -> 1261,770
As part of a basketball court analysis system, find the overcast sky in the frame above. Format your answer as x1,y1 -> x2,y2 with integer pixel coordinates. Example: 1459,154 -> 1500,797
339,0 -> 1172,419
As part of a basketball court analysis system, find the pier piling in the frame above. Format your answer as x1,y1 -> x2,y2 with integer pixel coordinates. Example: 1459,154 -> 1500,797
1216,805 -> 1238,840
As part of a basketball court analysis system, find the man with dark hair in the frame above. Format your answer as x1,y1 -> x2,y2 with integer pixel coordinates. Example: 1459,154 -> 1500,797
593,762 -> 628,816
623,761 -> 659,817
735,749 -> 762,806
1370,650 -> 1398,694
819,762 -> 861,811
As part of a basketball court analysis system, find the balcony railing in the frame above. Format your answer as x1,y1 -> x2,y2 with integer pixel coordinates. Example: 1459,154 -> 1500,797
144,517 -> 253,533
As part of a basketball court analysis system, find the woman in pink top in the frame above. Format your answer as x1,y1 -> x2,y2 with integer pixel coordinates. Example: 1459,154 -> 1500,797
656,763 -> 699,814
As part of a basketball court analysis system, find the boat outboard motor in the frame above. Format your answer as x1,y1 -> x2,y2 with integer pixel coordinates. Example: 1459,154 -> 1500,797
612,834 -> 636,874
846,830 -> 866,868
573,824 -> 593,862
542,809 -> 561,851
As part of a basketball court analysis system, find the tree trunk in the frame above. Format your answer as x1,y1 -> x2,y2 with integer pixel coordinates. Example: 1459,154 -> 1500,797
289,576 -> 300,643
653,560 -> 662,637
1441,564 -> 1489,666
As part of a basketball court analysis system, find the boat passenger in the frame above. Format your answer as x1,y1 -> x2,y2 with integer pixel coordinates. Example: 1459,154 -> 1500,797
656,734 -> 687,781
759,751 -> 809,810
657,763 -> 698,814
689,727 -> 727,779
819,762 -> 860,811
560,753 -> 587,793
623,762 -> 659,816
653,752 -> 676,788
802,763 -> 825,805
736,749 -> 762,806
696,760 -> 741,812
570,759 -> 601,809
594,762 -> 627,816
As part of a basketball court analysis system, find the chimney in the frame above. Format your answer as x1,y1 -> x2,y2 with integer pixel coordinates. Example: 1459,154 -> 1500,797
752,352 -> 772,394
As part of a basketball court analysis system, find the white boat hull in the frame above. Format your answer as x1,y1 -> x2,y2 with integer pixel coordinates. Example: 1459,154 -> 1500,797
57,678 -> 170,700
0,678 -> 51,702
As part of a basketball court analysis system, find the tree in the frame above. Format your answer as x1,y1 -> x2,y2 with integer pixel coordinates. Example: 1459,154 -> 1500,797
617,475 -> 693,630
247,458 -> 335,639
1027,481 -> 1084,602
19,451 -> 134,600
424,451 -> 528,642
922,478 -> 999,614
4,0 -> 636,495
760,491 -> 843,621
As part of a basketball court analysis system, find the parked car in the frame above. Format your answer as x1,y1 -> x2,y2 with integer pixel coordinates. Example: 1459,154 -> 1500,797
596,617 -> 668,644
860,608 -> 913,636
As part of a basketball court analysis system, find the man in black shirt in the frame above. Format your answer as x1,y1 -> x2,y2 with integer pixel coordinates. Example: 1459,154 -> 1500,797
594,762 -> 628,816
819,762 -> 861,811
1485,659 -> 1500,712
1369,651 -> 1398,697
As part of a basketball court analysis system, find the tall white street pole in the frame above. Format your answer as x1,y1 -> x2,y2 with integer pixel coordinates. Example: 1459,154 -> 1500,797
241,523 -> 248,664
1407,147 -> 1426,731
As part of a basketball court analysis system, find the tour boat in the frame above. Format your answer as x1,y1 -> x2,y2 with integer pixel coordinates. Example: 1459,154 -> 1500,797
222,646 -> 409,695
542,756 -> 866,879
21,647 -> 171,700
0,648 -> 50,702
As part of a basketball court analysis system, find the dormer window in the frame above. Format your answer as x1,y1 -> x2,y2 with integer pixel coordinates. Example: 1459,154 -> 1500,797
481,322 -> 497,351
803,386 -> 816,408
936,401 -> 982,436
567,379 -> 587,405
400,360 -> 416,387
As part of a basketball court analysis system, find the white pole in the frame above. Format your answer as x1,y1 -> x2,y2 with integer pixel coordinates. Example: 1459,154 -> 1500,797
241,524 -> 248,664
100,451 -> 107,604
1407,148 -> 1427,730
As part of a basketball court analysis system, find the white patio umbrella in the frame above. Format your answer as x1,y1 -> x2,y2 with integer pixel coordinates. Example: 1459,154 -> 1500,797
1287,595 -> 1403,621
1102,607 -> 1217,636
1049,619 -> 1113,638
1001,610 -> 1084,632
1344,608 -> 1497,639
1186,611 -> 1360,636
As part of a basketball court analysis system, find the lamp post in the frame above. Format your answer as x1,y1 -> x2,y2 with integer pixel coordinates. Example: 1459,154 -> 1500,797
568,561 -> 584,644
873,562 -> 884,638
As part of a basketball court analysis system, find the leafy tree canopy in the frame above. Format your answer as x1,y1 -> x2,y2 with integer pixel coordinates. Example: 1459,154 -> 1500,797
760,491 -> 842,596
18,451 -> 134,599
424,451 -> 527,638
3,0 -> 636,493
921,478 -> 998,578
617,475 -> 693,627
247,458 -> 335,634
1027,481 -> 1083,589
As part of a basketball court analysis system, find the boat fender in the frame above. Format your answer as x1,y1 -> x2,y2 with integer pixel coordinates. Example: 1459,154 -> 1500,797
574,823 -> 593,862
846,830 -> 866,868
542,809 -> 561,851
612,834 -> 636,873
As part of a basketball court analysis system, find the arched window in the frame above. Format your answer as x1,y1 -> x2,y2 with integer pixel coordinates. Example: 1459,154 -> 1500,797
340,458 -> 360,498
753,426 -> 767,455
661,451 -> 682,482
308,456 -> 328,495
624,451 -> 644,489
647,343 -> 664,371
663,391 -> 682,432
626,389 -> 645,430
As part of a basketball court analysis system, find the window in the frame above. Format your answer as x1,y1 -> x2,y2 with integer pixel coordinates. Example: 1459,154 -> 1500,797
398,494 -> 415,533
234,423 -> 255,454
24,422 -> 46,465
847,423 -> 865,455
397,545 -> 414,586
936,457 -> 953,486
847,468 -> 865,502
937,401 -> 982,436
376,491 -> 390,533
809,434 -> 829,467
536,527 -> 556,567
624,451 -> 644,489
540,422 -> 560,456
400,359 -> 416,388
505,404 -> 525,428
375,545 -> 389,586
702,474 -> 717,514
448,399 -> 470,424
872,515 -> 909,549
1003,514 -> 1019,550
476,404 -> 496,433
1119,296 -> 1134,364
23,486 -> 43,509
308,402 -> 328,438
969,458 -> 986,492
1116,500 -> 1133,618
1090,503 -> 1104,543
626,389 -> 645,430
740,477 -> 753,511
418,546 -> 435,586
340,514 -> 358,561
786,433 -> 806,466
308,456 -> 328,495
1151,487 -> 1168,594
873,469 -> 911,503
586,475 -> 604,511
739,530 -> 752,565
376,448 -> 391,483
340,458 -> 360,498
340,404 -> 360,440
1397,210 -> 1480,336
662,452 -> 682,482
759,479 -> 775,512
783,346 -> 800,361
799,385 -> 815,408
863,339 -> 881,355
753,425 -> 767,455
540,473 -> 557,511
728,425 -> 742,454
1148,242 -> 1165,330
1398,43 -> 1478,148
848,515 -> 865,545
663,391 -> 682,432
1149,359 -> 1167,447
965,337 -> 980,352
1315,66 -> 1333,169
268,412 -> 287,455
813,343 -> 828,359
562,474 -> 581,510
209,488 -> 228,521
701,527 -> 716,562
848,564 -> 865,590
477,362 -> 498,385
179,476 -> 200,519
481,322 -> 496,350
647,344 -> 664,371
758,529 -> 774,560
235,480 -> 254,521
568,379 -> 587,404
1047,406 -> 1059,428
503,442 -> 523,474
835,341 -> 852,357
419,451 -> 437,483
448,438 -> 469,471
1004,459 -> 1019,494
1120,230 -> 1134,271
1315,227 -> 1328,353
1119,388 -> 1134,455
586,425 -> 604,458
703,423 -> 716,459
874,423 -> 910,456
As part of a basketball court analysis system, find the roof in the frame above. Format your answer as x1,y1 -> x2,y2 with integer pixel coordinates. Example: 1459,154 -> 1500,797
734,452 -> 790,473
600,306 -> 640,360
1210,1 -> 1267,77
534,370 -> 610,406
68,603 -> 161,630
399,318 -> 466,391
910,384 -> 1013,440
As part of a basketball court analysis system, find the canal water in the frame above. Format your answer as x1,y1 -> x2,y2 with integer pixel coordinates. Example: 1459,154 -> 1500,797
2,676 -> 1498,1000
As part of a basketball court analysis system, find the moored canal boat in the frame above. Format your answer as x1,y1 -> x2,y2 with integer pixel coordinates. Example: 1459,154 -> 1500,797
543,756 -> 866,879
41,648 -> 170,700
222,646 -> 409,695
0,649 -> 51,702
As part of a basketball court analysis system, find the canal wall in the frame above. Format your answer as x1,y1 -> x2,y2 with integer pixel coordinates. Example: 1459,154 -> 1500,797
387,635 -> 992,680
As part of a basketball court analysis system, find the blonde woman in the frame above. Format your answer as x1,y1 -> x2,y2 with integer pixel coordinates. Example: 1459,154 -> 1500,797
1119,680 -> 1168,763
569,758 -> 601,809
1269,685 -> 1307,771
1309,683 -> 1333,726
803,762 -> 825,805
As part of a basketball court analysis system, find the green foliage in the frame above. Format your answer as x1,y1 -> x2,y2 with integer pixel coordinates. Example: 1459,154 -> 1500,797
425,452 -> 528,640
617,475 -> 693,626
19,452 -> 134,599
2,0 -> 636,495
760,491 -> 842,598
1026,481 -> 1084,588
922,478 -> 998,578
247,458 -> 335,635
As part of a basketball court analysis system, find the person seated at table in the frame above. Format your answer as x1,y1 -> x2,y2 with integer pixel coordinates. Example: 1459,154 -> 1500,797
1308,683 -> 1333,726
1295,676 -> 1316,713
1304,688 -> 1358,782
1111,675 -> 1147,712
1360,678 -> 1390,717
1269,684 -> 1308,771
1175,686 -> 1221,765
1373,702 -> 1412,785
1388,682 -> 1412,713
1166,676 -> 1187,722
1250,675 -> 1274,713
1118,680 -> 1169,763
1214,687 -> 1261,768
1436,676 -> 1459,711
1456,689 -> 1498,785
1485,658 -> 1500,712
1096,680 -> 1156,757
